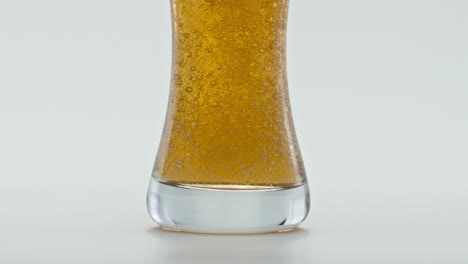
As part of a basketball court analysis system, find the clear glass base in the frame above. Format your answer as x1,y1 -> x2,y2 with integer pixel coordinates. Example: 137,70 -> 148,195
146,177 -> 310,234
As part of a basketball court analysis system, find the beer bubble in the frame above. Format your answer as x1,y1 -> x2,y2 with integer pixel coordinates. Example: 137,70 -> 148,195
176,161 -> 184,168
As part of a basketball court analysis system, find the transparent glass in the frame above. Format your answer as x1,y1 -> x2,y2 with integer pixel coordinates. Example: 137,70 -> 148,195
147,0 -> 310,234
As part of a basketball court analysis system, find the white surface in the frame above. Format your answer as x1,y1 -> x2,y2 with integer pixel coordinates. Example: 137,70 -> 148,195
1,0 -> 467,263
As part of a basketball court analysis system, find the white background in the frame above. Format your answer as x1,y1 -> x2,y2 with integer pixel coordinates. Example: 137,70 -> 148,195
1,0 -> 467,263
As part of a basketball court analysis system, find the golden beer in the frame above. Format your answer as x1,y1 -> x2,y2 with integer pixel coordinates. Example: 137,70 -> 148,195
153,0 -> 305,188
147,0 -> 309,233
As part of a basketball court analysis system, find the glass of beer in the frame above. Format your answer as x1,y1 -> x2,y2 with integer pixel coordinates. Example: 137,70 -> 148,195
147,0 -> 310,234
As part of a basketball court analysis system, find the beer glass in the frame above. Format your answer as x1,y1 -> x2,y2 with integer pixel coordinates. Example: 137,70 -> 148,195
147,0 -> 310,234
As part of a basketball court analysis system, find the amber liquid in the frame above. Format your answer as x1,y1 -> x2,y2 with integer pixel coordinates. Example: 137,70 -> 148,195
153,0 -> 305,187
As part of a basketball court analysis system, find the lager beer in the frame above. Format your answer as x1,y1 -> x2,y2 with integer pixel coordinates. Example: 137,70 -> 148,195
147,0 -> 310,233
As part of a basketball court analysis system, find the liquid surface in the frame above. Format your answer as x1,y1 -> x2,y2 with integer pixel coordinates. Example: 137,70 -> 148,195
154,0 -> 305,187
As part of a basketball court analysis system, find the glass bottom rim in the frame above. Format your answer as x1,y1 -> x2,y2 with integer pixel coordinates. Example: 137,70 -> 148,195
147,177 -> 310,234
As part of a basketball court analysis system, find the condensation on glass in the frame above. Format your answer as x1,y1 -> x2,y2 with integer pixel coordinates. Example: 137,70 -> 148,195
147,0 -> 310,234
